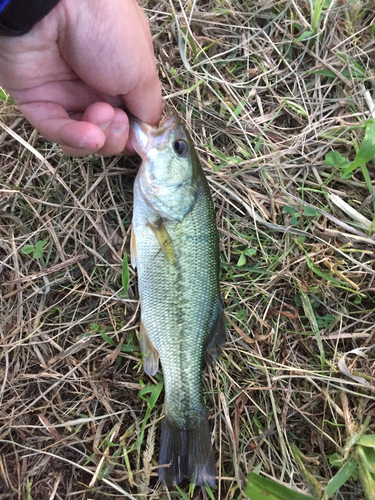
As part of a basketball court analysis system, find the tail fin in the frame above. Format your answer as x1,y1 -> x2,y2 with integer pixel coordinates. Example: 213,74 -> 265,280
158,409 -> 215,487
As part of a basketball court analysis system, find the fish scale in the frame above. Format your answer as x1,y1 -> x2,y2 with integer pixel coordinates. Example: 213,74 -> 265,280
130,114 -> 225,486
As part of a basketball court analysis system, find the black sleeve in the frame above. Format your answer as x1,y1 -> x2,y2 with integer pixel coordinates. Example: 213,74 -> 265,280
0,0 -> 61,36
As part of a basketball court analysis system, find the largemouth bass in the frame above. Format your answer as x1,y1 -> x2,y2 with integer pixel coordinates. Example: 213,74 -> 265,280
130,114 -> 225,487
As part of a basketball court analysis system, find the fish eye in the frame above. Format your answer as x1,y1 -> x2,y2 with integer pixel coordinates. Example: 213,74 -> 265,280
173,139 -> 189,157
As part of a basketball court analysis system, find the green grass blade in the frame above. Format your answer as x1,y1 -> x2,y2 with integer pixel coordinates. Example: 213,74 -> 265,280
357,445 -> 375,474
137,377 -> 164,448
100,331 -> 116,347
360,163 -> 373,195
295,30 -> 315,43
357,435 -> 375,448
300,292 -> 325,370
175,484 -> 190,499
122,252 -> 130,295
0,87 -> 14,103
311,0 -> 325,32
324,456 -> 357,497
358,463 -> 375,500
245,472 -> 318,500
205,483 -> 216,500
305,254 -> 347,287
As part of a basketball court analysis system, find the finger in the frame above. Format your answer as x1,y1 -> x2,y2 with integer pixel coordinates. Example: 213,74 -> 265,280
71,105 -> 133,155
18,101 -> 112,155
121,4 -> 163,126
122,74 -> 163,127
63,0 -> 163,127
65,102 -> 130,155
60,144 -> 96,156
80,102 -> 115,133
124,137 -> 136,155
96,108 -> 130,156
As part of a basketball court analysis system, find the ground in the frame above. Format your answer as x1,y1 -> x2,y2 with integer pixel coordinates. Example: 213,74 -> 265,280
1,1 -> 375,499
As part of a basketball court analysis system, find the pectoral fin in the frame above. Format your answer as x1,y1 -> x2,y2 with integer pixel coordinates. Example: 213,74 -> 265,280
147,218 -> 177,266
139,321 -> 159,376
130,225 -> 137,269
204,300 -> 226,366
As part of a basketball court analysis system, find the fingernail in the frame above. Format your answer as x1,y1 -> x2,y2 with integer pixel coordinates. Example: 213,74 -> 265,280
78,137 -> 90,149
99,121 -> 111,131
79,136 -> 99,150
110,121 -> 128,136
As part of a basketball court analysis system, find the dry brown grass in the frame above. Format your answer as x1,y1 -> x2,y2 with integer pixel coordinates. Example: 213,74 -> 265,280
1,1 -> 375,499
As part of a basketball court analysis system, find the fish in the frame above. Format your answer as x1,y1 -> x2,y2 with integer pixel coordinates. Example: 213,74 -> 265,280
129,114 -> 225,487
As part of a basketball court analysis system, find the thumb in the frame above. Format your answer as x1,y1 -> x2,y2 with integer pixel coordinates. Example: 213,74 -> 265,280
122,75 -> 163,127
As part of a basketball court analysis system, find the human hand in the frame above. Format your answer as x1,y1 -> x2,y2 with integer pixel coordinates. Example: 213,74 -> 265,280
0,0 -> 163,155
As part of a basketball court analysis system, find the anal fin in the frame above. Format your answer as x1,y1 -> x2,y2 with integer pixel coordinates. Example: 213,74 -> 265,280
204,299 -> 226,366
139,321 -> 159,376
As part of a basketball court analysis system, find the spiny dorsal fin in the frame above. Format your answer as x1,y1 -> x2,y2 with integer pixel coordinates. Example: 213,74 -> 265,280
139,321 -> 159,376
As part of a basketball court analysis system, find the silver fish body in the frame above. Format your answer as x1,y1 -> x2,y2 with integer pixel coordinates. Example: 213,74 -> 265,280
130,115 -> 225,486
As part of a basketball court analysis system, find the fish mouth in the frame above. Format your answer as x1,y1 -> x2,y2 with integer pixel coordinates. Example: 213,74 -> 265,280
129,114 -> 176,159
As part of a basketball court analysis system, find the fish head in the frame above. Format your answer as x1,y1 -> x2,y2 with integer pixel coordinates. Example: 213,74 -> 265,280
130,114 -> 200,221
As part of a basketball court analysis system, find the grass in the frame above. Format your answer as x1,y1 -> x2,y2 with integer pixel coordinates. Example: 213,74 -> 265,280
1,0 -> 375,499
